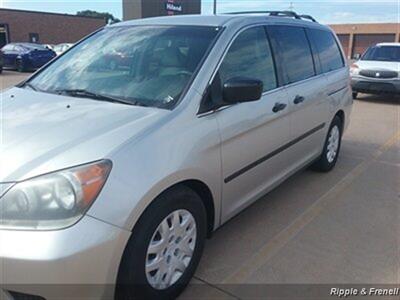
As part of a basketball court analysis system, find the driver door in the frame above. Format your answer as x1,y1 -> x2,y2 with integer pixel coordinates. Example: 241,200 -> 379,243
213,26 -> 291,223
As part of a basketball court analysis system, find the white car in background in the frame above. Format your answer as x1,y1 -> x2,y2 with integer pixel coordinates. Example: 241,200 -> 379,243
351,43 -> 400,99
53,43 -> 74,55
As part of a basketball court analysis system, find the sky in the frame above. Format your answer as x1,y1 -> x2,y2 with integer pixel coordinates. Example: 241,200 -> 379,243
0,0 -> 399,24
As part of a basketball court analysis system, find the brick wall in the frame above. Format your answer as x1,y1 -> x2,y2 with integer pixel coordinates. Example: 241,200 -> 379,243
329,23 -> 400,59
0,9 -> 106,44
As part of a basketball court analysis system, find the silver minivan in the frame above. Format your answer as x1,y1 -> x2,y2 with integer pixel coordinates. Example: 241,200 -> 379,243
0,12 -> 352,300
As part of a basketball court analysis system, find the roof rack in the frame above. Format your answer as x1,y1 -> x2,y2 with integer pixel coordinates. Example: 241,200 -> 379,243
299,14 -> 317,23
226,10 -> 318,23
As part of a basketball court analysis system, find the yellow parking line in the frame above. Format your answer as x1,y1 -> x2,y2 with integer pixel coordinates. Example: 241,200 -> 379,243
223,129 -> 400,284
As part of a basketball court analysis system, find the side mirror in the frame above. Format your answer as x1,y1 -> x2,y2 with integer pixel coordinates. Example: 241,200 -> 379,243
223,77 -> 263,104
354,53 -> 361,60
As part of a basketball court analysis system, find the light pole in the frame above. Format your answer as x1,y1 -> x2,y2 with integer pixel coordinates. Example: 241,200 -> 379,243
213,0 -> 217,14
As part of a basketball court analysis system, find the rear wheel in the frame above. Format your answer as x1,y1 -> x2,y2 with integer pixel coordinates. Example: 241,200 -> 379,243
312,116 -> 343,172
116,186 -> 207,300
352,92 -> 358,99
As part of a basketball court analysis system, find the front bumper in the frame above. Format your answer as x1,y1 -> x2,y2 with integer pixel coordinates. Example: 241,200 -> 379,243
0,216 -> 130,300
351,75 -> 400,94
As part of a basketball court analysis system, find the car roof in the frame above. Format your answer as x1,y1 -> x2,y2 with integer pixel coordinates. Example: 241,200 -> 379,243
110,14 -> 328,30
376,42 -> 400,47
12,43 -> 45,48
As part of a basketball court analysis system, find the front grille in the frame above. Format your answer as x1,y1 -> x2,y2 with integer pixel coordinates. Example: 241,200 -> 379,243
359,69 -> 398,79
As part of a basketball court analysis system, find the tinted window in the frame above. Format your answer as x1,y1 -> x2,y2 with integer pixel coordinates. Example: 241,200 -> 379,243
268,26 -> 315,84
307,29 -> 344,72
28,26 -> 219,109
362,46 -> 400,62
20,43 -> 47,50
219,26 -> 277,92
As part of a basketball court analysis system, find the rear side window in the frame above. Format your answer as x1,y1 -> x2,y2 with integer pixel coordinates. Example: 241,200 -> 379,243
219,26 -> 277,92
268,25 -> 315,84
307,29 -> 344,73
2,44 -> 13,51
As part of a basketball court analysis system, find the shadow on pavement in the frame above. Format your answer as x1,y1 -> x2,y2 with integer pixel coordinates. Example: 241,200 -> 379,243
356,93 -> 400,105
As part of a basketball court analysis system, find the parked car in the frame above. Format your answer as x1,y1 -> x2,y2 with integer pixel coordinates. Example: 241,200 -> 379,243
53,43 -> 73,56
351,43 -> 400,98
0,12 -> 352,300
0,43 -> 56,72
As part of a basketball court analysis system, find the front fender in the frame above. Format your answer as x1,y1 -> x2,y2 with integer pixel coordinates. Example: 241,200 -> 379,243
87,109 -> 222,233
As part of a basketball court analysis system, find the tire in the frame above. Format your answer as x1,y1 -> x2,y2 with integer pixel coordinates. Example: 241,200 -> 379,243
115,186 -> 207,300
16,60 -> 25,73
312,116 -> 343,172
352,92 -> 358,99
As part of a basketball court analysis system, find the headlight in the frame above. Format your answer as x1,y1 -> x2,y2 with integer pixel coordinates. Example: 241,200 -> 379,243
350,63 -> 359,75
0,160 -> 112,231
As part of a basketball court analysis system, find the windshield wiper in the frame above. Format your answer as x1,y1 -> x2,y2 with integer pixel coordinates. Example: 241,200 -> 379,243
21,82 -> 40,91
54,89 -> 139,106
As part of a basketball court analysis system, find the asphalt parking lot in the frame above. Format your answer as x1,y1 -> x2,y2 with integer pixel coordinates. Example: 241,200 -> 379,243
1,71 -> 399,299
0,70 -> 28,91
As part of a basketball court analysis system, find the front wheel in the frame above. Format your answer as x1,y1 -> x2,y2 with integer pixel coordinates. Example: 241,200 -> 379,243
352,92 -> 358,99
312,116 -> 343,172
116,186 -> 207,300
16,60 -> 25,72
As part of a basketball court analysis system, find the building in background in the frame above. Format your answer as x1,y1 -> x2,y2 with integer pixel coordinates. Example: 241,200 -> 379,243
123,0 -> 201,20
0,8 -> 106,48
329,23 -> 400,59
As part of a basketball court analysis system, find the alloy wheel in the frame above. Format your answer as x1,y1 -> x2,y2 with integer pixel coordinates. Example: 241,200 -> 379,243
327,125 -> 340,163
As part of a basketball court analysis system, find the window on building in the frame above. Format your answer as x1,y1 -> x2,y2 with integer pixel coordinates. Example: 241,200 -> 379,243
29,33 -> 40,43
0,24 -> 9,48
268,25 -> 315,84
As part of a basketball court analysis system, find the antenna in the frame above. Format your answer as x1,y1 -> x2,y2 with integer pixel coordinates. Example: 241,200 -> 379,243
213,0 -> 217,14
288,1 -> 294,11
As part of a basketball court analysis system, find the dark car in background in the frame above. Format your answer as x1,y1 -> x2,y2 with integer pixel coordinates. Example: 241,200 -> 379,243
0,51 -> 3,74
0,43 -> 56,72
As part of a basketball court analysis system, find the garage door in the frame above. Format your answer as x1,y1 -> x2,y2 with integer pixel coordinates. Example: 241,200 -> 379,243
337,34 -> 350,59
352,34 -> 395,59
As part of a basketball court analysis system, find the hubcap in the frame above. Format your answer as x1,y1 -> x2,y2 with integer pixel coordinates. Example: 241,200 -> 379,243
145,209 -> 197,290
327,125 -> 340,163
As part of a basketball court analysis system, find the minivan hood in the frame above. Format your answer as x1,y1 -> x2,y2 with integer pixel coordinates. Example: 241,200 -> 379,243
357,60 -> 400,72
0,88 -> 168,182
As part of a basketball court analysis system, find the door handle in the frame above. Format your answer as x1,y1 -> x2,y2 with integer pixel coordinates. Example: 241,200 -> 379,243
293,95 -> 305,104
272,102 -> 287,113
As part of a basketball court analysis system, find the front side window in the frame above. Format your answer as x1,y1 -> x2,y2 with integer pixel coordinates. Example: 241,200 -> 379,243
362,46 -> 400,62
268,25 -> 315,84
219,26 -> 277,92
27,26 -> 219,109
307,29 -> 344,73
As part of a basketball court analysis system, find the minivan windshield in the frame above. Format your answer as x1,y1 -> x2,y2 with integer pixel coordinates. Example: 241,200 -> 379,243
27,25 -> 219,109
361,46 -> 400,62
